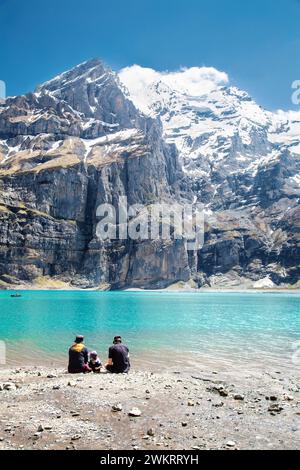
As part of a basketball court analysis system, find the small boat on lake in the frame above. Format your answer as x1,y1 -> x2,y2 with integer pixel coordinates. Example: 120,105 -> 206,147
10,293 -> 22,298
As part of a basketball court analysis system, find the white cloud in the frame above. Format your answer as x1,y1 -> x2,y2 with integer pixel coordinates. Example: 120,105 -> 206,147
162,66 -> 229,95
119,64 -> 229,115
275,109 -> 300,121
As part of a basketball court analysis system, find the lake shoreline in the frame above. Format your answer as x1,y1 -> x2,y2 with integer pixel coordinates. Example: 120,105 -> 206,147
1,285 -> 300,294
1,290 -> 299,375
0,365 -> 299,450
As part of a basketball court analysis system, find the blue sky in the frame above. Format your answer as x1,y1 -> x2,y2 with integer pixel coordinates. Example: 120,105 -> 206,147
0,0 -> 300,110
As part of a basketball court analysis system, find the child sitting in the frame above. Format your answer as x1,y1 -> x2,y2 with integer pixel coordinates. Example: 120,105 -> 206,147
88,351 -> 102,373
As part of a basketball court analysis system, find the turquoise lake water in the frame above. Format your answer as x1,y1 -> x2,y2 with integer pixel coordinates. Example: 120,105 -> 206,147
0,291 -> 299,370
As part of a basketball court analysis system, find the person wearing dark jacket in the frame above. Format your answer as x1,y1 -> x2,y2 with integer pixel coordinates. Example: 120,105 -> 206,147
88,351 -> 102,373
105,336 -> 130,374
68,335 -> 91,373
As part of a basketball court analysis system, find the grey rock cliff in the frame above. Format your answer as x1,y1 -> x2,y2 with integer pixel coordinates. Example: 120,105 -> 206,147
0,60 -> 186,289
0,59 -> 299,289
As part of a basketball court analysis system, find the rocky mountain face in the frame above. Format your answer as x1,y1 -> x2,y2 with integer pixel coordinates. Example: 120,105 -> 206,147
119,66 -> 300,288
0,59 -> 299,289
0,59 -> 186,289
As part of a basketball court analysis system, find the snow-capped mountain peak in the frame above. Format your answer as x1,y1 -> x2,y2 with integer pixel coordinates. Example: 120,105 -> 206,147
0,59 -> 299,288
119,64 -> 300,211
119,65 -> 272,173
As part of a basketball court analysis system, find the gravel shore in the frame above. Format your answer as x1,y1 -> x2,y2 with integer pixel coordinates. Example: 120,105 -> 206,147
0,365 -> 300,450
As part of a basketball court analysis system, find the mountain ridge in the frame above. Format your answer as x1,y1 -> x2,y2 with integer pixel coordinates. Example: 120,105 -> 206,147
0,59 -> 299,289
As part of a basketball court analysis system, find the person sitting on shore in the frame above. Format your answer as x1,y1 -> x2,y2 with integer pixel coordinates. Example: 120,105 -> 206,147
88,351 -> 102,373
68,335 -> 91,374
105,336 -> 130,374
